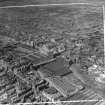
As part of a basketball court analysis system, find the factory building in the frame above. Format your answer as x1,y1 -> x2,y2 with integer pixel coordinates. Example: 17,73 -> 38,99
45,76 -> 78,97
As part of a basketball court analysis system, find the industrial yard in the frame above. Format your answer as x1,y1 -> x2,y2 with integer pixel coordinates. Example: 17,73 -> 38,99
0,2 -> 104,105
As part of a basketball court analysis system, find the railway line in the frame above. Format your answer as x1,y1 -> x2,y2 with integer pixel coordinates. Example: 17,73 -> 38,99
67,88 -> 103,105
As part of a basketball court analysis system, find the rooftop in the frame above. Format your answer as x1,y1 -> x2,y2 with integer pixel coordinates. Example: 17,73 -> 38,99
39,57 -> 71,77
46,76 -> 77,97
44,87 -> 58,94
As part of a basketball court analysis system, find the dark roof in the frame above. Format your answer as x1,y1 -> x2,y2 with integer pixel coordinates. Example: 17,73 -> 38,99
44,87 -> 58,94
38,68 -> 54,78
39,57 -> 70,77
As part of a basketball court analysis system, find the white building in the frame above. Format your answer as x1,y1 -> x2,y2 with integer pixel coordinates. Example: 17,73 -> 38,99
39,45 -> 49,56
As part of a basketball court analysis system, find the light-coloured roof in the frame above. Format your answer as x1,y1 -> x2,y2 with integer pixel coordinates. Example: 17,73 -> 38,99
46,76 -> 77,97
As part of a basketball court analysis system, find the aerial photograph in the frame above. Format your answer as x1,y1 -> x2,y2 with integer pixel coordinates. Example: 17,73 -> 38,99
0,1 -> 104,105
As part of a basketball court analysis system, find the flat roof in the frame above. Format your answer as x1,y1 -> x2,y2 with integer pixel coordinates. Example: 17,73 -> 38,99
39,57 -> 70,77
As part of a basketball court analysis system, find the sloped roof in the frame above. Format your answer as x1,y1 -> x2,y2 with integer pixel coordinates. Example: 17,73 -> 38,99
44,87 -> 58,94
46,76 -> 77,97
